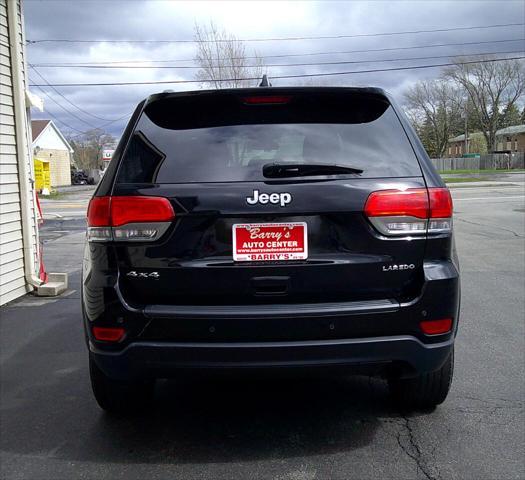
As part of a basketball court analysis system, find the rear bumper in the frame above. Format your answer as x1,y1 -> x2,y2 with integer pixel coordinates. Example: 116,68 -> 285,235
90,334 -> 454,381
85,259 -> 460,380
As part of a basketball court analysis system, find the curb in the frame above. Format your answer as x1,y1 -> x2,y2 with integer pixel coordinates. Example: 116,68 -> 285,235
54,185 -> 97,193
446,182 -> 521,188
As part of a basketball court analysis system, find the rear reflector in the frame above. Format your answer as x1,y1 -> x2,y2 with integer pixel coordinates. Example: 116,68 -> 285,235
420,318 -> 453,335
364,188 -> 452,236
242,95 -> 292,105
92,326 -> 125,342
87,196 -> 175,242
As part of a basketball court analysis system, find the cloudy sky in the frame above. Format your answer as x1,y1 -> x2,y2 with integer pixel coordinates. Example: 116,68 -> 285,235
24,0 -> 525,139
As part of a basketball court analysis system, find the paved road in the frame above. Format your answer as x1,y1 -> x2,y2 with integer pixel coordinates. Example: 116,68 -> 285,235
39,187 -> 94,222
1,185 -> 524,480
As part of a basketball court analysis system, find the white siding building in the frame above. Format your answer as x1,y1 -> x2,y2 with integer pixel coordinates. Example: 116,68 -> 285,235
32,119 -> 74,187
0,0 -> 42,305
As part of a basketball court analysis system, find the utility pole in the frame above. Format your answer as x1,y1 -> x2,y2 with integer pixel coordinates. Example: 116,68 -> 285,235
464,98 -> 469,156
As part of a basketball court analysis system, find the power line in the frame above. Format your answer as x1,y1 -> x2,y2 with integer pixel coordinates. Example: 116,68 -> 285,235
30,37 -> 525,66
30,49 -> 525,70
30,76 -> 133,135
38,110 -> 85,135
29,65 -> 123,121
33,102 -> 131,138
29,82 -> 87,134
28,55 -> 525,87
26,22 -> 525,44
29,79 -> 100,128
67,112 -> 133,139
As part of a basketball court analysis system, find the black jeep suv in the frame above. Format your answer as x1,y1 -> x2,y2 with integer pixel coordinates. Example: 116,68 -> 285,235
82,87 -> 460,413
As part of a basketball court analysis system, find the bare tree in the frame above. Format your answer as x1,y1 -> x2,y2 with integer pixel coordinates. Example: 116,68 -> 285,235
69,129 -> 116,170
293,77 -> 333,86
404,79 -> 464,157
445,57 -> 525,152
194,22 -> 264,89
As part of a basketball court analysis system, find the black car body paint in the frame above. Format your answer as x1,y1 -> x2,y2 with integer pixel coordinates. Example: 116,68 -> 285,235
82,87 -> 460,406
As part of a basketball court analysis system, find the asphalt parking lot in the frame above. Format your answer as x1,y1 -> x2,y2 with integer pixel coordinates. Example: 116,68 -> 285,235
1,182 -> 524,480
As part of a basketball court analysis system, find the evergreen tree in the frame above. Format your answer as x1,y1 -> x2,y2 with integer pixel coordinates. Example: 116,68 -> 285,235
501,103 -> 522,128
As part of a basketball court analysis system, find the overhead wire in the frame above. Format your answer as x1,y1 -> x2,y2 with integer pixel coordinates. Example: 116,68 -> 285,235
30,37 -> 525,66
29,81 -> 87,134
26,22 -> 525,44
29,65 -> 122,121
28,55 -> 525,87
26,23 -> 524,132
29,76 -> 132,136
29,79 -> 100,128
29,49 -> 525,70
66,112 -> 133,139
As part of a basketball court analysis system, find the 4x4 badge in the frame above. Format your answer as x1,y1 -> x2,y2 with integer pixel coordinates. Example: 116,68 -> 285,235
246,189 -> 292,207
126,271 -> 160,279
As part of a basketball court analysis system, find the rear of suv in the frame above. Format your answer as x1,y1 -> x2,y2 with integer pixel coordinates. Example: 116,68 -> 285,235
82,87 -> 460,413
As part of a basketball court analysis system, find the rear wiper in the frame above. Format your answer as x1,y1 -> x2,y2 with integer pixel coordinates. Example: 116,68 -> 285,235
263,163 -> 363,178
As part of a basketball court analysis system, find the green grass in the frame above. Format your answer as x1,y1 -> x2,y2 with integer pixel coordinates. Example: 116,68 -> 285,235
443,177 -> 486,183
439,168 -> 525,175
39,190 -> 66,199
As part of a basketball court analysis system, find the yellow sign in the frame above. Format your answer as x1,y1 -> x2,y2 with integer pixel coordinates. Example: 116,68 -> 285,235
34,158 -> 51,192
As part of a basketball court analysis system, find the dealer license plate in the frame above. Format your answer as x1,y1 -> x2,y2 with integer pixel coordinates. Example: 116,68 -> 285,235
232,222 -> 308,262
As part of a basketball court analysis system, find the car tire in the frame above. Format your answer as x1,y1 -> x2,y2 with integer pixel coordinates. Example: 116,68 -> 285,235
388,348 -> 454,410
89,356 -> 154,414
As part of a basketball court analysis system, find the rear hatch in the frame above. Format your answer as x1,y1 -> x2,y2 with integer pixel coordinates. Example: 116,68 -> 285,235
108,89 -> 428,307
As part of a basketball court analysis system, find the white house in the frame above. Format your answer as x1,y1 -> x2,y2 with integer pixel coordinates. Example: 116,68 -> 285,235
0,0 -> 42,305
32,119 -> 74,187
1,0 -> 66,305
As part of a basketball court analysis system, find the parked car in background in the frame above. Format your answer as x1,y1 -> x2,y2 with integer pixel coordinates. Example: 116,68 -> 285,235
71,167 -> 88,185
71,168 -> 96,185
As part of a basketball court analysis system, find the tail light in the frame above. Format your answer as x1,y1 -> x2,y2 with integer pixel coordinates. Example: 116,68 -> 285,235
364,187 -> 452,236
87,196 -> 175,242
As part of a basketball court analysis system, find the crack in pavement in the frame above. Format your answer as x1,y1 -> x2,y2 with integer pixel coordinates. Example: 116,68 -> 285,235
456,395 -> 524,426
455,217 -> 524,238
396,417 -> 441,480
460,394 -> 522,404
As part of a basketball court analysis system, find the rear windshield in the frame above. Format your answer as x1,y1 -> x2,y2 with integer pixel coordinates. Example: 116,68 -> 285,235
116,92 -> 421,184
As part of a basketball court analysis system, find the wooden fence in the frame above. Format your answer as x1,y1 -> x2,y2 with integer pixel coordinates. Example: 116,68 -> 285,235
431,152 -> 525,171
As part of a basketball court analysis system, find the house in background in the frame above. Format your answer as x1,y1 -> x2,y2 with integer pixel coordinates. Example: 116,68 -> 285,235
447,132 -> 487,157
495,125 -> 525,153
31,119 -> 74,187
447,124 -> 525,157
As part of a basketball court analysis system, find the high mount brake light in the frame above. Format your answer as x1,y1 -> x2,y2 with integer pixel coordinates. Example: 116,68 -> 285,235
364,188 -> 453,236
242,95 -> 292,105
87,196 -> 175,242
